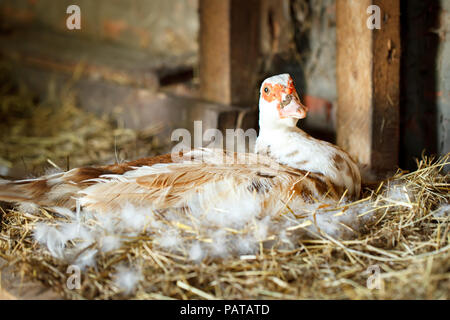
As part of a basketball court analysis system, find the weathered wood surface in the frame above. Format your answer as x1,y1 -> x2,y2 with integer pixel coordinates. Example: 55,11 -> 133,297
0,26 -> 259,146
0,28 -> 197,90
199,0 -> 262,107
199,0 -> 291,134
0,26 -> 255,144
336,0 -> 400,173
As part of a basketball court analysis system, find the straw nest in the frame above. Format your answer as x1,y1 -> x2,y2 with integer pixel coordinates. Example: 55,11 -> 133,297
0,154 -> 448,300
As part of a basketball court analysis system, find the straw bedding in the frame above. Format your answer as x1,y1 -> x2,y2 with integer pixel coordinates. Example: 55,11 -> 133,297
1,160 -> 448,300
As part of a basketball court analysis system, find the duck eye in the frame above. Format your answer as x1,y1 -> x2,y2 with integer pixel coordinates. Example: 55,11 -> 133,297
264,87 -> 269,93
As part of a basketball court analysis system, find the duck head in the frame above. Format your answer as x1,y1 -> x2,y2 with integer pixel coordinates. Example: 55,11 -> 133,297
258,74 -> 308,130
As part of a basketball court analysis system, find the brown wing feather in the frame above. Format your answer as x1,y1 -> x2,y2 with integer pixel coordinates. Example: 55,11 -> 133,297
78,152 -> 343,213
0,153 -> 177,208
0,150 -> 344,214
100,153 -> 176,174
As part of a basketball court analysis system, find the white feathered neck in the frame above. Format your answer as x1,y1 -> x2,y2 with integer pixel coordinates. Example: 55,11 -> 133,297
255,74 -> 361,197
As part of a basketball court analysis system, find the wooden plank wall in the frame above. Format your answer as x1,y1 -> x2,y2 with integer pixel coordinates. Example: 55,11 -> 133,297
336,0 -> 400,174
198,0 -> 292,135
199,0 -> 262,107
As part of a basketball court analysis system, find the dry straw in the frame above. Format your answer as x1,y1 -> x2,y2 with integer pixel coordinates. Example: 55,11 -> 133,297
0,62 -> 165,177
0,154 -> 448,300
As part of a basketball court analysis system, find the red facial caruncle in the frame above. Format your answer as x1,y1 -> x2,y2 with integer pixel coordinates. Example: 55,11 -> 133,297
261,77 -> 308,119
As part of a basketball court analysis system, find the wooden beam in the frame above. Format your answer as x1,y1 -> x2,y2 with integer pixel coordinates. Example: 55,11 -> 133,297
199,0 -> 262,107
336,0 -> 400,173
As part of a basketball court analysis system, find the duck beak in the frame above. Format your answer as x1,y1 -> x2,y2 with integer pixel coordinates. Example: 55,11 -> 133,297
278,93 -> 308,119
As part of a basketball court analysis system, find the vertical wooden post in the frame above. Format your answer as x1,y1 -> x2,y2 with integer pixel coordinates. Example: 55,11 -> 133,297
336,0 -> 400,173
199,0 -> 262,107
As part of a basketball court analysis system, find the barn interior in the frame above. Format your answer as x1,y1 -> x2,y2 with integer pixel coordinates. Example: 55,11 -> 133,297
0,0 -> 448,300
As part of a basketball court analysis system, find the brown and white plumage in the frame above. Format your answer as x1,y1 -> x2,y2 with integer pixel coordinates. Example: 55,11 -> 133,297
0,153 -> 177,209
0,73 -> 361,234
0,150 -> 341,213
